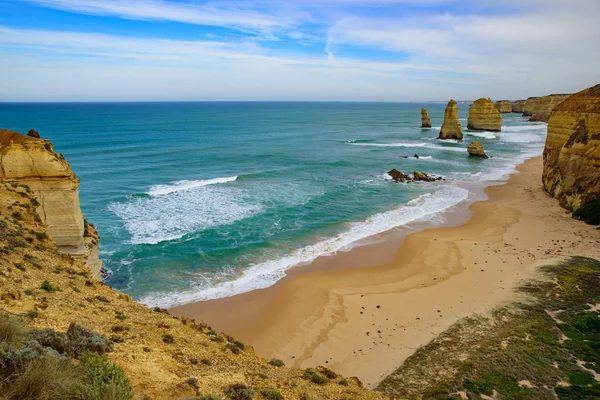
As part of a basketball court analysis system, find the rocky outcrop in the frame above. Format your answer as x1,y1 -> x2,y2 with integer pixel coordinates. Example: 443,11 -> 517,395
495,100 -> 512,113
0,129 -> 102,278
511,100 -> 526,113
27,129 -> 40,138
529,94 -> 571,122
542,84 -> 600,211
523,97 -> 540,117
439,100 -> 463,140
467,141 -> 488,159
421,108 -> 431,128
467,98 -> 502,131
388,169 -> 441,182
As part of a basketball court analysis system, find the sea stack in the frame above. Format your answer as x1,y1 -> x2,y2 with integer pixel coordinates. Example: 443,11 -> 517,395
523,97 -> 540,116
467,98 -> 502,131
0,129 -> 102,277
511,100 -> 526,113
421,108 -> 431,128
495,100 -> 512,113
467,141 -> 488,159
542,84 -> 600,211
439,100 -> 463,140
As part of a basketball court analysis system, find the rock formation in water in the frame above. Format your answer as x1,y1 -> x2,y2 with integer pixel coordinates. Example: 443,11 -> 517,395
511,100 -> 526,113
388,169 -> 440,182
421,108 -> 431,128
495,100 -> 512,113
523,97 -> 540,117
467,141 -> 488,159
529,94 -> 571,122
0,129 -> 102,277
439,100 -> 463,140
542,84 -> 600,211
467,98 -> 502,131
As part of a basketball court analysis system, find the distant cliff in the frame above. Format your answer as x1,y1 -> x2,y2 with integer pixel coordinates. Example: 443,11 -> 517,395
511,100 -> 526,113
0,129 -> 102,277
542,84 -> 600,211
529,94 -> 571,122
494,100 -> 512,113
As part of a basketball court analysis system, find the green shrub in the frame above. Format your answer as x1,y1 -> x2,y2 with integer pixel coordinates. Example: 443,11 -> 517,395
573,196 -> 600,225
162,334 -> 174,344
225,343 -> 242,354
0,313 -> 26,347
201,358 -> 212,366
303,368 -> 329,384
318,366 -> 337,379
225,383 -> 254,400
78,351 -> 133,400
67,323 -> 113,356
269,358 -> 285,367
95,296 -> 110,303
26,310 -> 39,319
115,311 -> 127,321
40,280 -> 58,292
260,388 -> 284,400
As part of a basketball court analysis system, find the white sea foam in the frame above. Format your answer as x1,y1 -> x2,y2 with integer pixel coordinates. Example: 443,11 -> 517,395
148,176 -> 237,196
140,185 -> 470,307
467,131 -> 497,139
109,186 -> 260,245
350,142 -> 465,152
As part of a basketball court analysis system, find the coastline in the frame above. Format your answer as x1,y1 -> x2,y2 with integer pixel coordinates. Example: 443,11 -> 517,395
171,156 -> 600,388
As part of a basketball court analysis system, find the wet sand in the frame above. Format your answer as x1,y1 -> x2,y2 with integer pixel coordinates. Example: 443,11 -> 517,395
172,157 -> 600,387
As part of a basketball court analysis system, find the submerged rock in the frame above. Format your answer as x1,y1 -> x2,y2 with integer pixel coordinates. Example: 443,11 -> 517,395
495,100 -> 512,113
467,98 -> 502,132
467,141 -> 488,159
439,100 -> 463,141
387,169 -> 441,183
421,108 -> 431,128
542,84 -> 600,211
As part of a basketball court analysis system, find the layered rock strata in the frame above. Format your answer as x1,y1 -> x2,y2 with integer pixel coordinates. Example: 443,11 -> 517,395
511,100 -> 526,113
523,97 -> 540,117
542,84 -> 600,211
439,100 -> 463,140
0,129 -> 102,278
467,98 -> 502,131
529,94 -> 571,122
495,100 -> 512,113
421,108 -> 431,128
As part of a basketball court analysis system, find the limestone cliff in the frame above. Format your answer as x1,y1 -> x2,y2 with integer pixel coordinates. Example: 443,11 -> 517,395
529,94 -> 571,122
523,97 -> 540,117
511,100 -> 526,113
0,182 -> 384,400
542,84 -> 600,211
0,129 -> 102,278
494,100 -> 512,113
421,108 -> 431,128
439,100 -> 463,140
467,98 -> 502,131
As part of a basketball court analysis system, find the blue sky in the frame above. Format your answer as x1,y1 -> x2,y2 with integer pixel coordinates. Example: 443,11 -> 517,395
0,0 -> 598,101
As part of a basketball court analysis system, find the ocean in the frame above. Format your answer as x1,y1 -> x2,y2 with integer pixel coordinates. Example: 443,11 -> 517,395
0,102 -> 547,307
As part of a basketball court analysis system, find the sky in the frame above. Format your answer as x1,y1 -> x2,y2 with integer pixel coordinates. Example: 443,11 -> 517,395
0,0 -> 599,102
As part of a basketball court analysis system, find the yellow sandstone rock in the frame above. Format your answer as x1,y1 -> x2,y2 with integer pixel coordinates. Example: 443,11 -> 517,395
511,100 -> 526,113
542,84 -> 600,211
468,98 -> 502,131
421,108 -> 431,128
529,94 -> 571,122
494,100 -> 512,113
439,100 -> 463,140
0,129 -> 102,278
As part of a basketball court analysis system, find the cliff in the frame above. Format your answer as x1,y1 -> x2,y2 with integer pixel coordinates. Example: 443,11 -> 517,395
0,129 -> 102,278
467,98 -> 502,131
542,84 -> 600,211
439,100 -> 463,140
0,182 -> 384,399
494,100 -> 512,113
529,94 -> 571,122
522,97 -> 540,117
511,100 -> 526,113
421,108 -> 431,128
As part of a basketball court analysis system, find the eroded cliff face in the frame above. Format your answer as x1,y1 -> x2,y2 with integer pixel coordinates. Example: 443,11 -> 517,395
542,84 -> 600,211
523,97 -> 540,117
494,100 -> 512,113
529,94 -> 571,122
439,100 -> 463,140
511,100 -> 526,113
467,98 -> 502,131
0,129 -> 102,278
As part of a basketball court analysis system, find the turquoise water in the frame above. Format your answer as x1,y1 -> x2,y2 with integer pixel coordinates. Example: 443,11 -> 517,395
0,102 -> 546,306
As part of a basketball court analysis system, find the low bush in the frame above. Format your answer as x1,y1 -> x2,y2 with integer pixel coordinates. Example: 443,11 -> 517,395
269,358 -> 285,367
0,313 -> 26,347
260,388 -> 284,400
78,351 -> 133,400
226,383 -> 254,400
303,368 -> 329,384
573,196 -> 600,225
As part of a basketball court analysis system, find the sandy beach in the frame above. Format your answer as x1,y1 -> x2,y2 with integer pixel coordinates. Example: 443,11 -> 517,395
172,156 -> 600,388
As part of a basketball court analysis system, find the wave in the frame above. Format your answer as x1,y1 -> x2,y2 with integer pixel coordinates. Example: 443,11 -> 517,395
139,185 -> 470,307
148,176 -> 238,196
350,142 -> 429,148
466,131 -> 497,139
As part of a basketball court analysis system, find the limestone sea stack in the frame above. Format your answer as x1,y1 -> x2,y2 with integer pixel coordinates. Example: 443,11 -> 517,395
542,84 -> 600,211
511,100 -> 526,113
495,100 -> 512,113
467,141 -> 488,159
523,97 -> 540,117
421,108 -> 431,128
0,129 -> 102,277
529,94 -> 571,122
439,99 -> 463,140
467,98 -> 502,131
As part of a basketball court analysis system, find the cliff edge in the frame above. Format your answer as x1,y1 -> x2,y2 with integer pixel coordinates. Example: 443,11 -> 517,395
0,129 -> 102,278
542,84 -> 600,211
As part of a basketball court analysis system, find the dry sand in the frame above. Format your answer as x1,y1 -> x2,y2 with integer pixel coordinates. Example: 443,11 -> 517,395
172,157 -> 600,388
